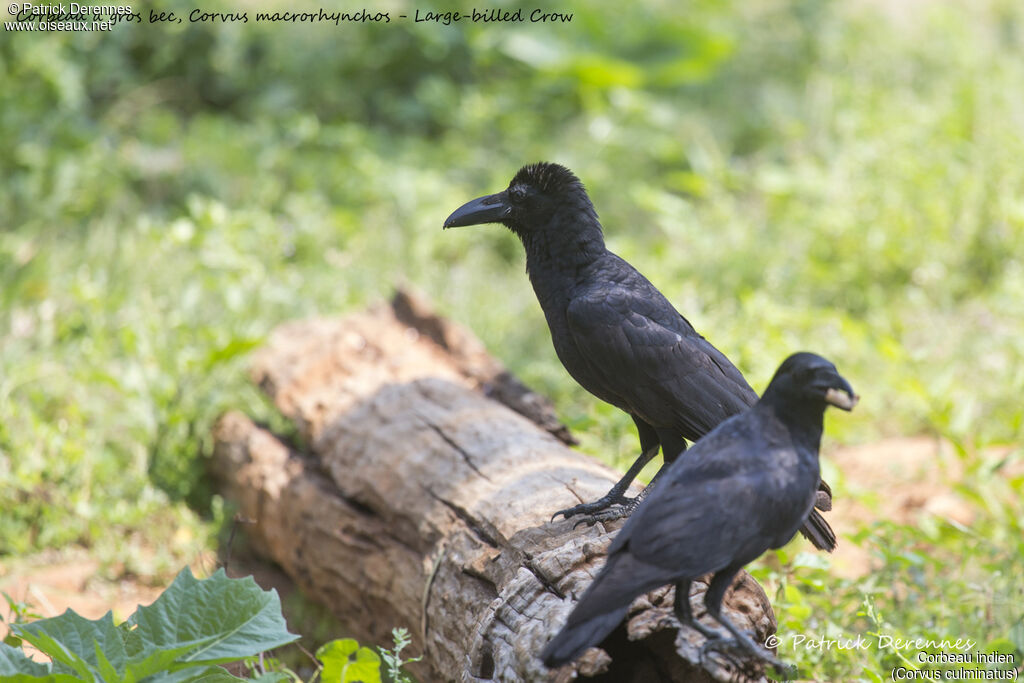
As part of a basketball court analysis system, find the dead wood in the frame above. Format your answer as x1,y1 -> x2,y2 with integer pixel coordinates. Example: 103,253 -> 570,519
211,290 -> 778,682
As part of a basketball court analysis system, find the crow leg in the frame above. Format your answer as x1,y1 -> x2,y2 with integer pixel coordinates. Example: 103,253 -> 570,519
673,579 -> 720,640
552,444 -> 658,522
552,417 -> 660,522
572,460 -> 671,526
568,425 -> 687,525
698,569 -> 790,674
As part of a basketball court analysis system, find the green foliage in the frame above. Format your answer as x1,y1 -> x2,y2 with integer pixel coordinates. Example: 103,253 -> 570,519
378,628 -> 421,683
316,640 -> 381,683
1,592 -> 43,649
311,628 -> 420,683
750,447 -> 1024,677
0,568 -> 298,682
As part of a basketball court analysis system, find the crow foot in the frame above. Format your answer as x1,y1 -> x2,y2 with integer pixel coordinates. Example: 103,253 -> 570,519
570,498 -> 642,527
551,493 -> 635,523
680,616 -> 720,641
698,634 -> 796,679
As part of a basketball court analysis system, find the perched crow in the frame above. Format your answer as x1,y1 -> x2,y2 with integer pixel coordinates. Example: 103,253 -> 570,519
540,352 -> 857,671
443,162 -> 835,549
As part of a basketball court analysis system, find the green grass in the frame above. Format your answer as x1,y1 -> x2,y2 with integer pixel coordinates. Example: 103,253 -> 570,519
1,0 -> 1022,678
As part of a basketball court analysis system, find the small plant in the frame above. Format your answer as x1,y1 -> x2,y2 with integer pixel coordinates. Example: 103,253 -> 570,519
0,567 -> 298,682
379,628 -> 421,683
1,591 -> 43,649
316,638 -> 381,683
0,569 -> 424,683
314,627 -> 420,683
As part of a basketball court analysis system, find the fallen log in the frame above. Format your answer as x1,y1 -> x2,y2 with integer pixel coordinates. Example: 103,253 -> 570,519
211,290 -> 777,682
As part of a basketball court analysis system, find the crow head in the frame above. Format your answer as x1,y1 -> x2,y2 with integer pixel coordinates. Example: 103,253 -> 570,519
763,352 -> 859,414
443,163 -> 602,247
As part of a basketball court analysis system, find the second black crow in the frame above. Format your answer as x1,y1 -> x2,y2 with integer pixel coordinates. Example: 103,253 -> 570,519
540,352 -> 857,673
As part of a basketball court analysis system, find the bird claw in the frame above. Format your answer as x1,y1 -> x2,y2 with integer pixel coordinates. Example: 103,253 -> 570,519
551,495 -> 635,523
570,501 -> 638,528
681,617 -> 720,641
698,638 -> 744,670
698,636 -> 792,678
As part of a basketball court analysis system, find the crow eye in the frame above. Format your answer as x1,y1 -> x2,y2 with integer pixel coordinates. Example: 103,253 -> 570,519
510,185 -> 527,202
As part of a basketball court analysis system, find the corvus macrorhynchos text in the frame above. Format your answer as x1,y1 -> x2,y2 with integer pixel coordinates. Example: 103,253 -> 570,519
443,162 -> 835,549
540,352 -> 857,672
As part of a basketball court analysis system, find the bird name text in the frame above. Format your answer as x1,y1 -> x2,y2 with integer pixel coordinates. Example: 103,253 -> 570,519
408,8 -> 573,24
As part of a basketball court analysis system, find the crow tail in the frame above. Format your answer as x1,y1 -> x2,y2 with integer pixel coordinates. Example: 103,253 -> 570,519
799,508 -> 837,552
540,605 -> 629,669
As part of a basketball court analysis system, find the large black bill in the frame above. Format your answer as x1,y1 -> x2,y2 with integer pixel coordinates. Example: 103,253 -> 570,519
443,192 -> 510,228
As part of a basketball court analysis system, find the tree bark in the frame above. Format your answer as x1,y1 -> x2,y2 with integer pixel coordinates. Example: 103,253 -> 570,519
211,290 -> 777,683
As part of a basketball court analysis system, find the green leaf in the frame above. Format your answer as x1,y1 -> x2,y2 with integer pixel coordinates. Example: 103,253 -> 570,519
317,638 -> 382,683
126,567 -> 299,666
12,628 -> 95,680
0,642 -> 51,677
122,638 -> 216,682
164,665 -> 249,682
95,646 -> 119,682
12,609 -> 125,680
7,568 -> 298,683
128,664 -> 259,683
202,337 -> 264,372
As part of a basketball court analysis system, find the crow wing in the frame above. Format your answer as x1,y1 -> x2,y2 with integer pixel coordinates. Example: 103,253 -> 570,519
565,274 -> 756,441
608,411 -> 816,573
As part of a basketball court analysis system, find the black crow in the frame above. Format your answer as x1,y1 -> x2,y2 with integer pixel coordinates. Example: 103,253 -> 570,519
443,163 -> 835,550
539,352 -> 857,672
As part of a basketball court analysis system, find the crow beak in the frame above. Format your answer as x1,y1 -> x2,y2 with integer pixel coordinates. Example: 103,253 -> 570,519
443,192 -> 510,228
824,384 -> 858,411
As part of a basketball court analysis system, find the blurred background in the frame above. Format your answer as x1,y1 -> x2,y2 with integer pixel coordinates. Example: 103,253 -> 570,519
1,0 -> 1022,678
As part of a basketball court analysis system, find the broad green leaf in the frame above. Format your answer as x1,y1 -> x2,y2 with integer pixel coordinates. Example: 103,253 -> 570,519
317,638 -> 382,683
3,569 -> 296,683
0,674 -> 83,683
140,665 -> 291,683
122,638 -> 217,682
95,642 -> 121,682
12,609 -> 125,680
0,645 -> 81,683
126,567 -> 298,666
10,627 -> 95,680
148,664 -> 248,683
180,668 -> 249,683
0,642 -> 52,677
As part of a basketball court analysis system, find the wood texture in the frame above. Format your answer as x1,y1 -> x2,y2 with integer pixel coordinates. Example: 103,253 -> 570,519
211,291 -> 778,682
